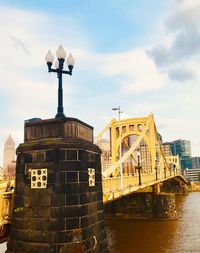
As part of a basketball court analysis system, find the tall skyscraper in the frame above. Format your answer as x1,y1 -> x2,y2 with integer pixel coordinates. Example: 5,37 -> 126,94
7,160 -> 16,181
192,157 -> 200,169
170,139 -> 192,171
3,135 -> 15,172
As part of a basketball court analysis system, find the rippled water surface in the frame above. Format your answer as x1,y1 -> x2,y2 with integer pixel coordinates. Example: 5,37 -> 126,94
0,192 -> 200,253
105,192 -> 200,253
0,242 -> 6,252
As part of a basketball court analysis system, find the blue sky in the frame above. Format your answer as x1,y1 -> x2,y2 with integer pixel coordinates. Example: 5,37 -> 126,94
1,0 -> 169,50
0,0 -> 200,165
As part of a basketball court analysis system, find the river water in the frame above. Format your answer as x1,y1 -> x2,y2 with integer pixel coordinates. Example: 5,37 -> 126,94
0,192 -> 200,253
105,192 -> 200,253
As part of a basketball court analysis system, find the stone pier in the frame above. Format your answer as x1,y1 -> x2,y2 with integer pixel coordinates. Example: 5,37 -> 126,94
104,192 -> 178,220
6,117 -> 109,253
161,180 -> 188,194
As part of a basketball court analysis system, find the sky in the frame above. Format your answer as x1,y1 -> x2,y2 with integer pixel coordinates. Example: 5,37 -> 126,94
0,0 -> 200,165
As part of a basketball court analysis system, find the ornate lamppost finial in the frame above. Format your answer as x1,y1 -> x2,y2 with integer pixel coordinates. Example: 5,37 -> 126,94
45,45 -> 75,118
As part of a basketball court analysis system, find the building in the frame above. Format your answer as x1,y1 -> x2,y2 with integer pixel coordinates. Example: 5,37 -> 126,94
162,142 -> 172,157
98,139 -> 112,174
185,168 -> 200,182
192,157 -> 200,169
3,135 -> 15,173
0,166 -> 4,180
166,155 -> 181,173
7,161 -> 16,181
170,139 -> 192,171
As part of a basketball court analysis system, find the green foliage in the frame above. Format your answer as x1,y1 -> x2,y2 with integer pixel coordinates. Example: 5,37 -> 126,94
14,207 -> 24,213
198,172 -> 200,182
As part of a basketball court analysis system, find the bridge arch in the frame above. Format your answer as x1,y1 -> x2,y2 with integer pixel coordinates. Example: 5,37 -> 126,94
97,113 -> 181,179
114,134 -> 153,175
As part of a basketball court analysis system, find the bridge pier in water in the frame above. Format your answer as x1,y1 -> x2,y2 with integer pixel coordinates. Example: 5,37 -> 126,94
161,179 -> 188,194
6,118 -> 109,253
104,191 -> 178,220
103,169 -> 189,220
104,180 -> 189,220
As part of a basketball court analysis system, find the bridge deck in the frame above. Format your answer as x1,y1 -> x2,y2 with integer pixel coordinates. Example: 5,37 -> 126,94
103,172 -> 187,203
0,173 -> 188,230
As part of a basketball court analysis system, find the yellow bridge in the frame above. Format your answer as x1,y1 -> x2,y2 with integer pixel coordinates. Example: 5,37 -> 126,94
102,173 -> 187,203
98,113 -> 188,202
0,113 -> 188,239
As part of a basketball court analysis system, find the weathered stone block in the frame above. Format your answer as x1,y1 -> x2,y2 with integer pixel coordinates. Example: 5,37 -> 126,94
79,171 -> 88,182
65,171 -> 79,182
65,217 -> 79,230
14,241 -> 50,253
65,194 -> 79,205
49,218 -> 66,231
51,194 -> 65,206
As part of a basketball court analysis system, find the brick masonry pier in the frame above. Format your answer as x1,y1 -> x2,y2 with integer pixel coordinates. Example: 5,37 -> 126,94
104,192 -> 178,220
6,117 -> 109,253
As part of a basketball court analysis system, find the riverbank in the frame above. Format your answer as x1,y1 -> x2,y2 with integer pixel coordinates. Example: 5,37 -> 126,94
188,182 -> 200,192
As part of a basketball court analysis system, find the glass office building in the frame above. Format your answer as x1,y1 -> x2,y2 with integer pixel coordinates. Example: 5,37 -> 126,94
192,157 -> 200,169
170,139 -> 192,171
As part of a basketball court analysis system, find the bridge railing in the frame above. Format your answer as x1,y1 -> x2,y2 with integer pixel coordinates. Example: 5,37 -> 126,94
0,191 -> 14,227
103,174 -> 156,194
103,169 -> 181,198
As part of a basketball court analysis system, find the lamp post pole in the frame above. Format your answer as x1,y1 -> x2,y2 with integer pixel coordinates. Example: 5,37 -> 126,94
164,166 -> 166,178
45,45 -> 75,118
137,150 -> 142,186
155,158 -> 158,181
170,164 -> 172,176
173,164 -> 176,175
112,106 -> 123,190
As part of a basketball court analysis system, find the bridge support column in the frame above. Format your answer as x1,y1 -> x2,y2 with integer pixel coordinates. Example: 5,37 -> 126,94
151,193 -> 177,219
152,183 -> 161,194
6,118 -> 109,253
161,180 -> 188,194
104,192 -> 177,220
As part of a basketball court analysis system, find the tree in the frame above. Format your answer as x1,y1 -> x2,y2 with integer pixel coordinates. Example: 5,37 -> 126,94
198,172 -> 200,182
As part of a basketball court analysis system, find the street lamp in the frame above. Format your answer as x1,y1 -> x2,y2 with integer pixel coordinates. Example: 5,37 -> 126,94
45,45 -> 75,118
164,166 -> 167,178
169,163 -> 172,176
155,158 -> 158,181
173,164 -> 176,175
112,106 -> 123,190
137,150 -> 142,186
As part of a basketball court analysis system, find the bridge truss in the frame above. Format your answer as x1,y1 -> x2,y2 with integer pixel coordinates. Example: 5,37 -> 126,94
97,114 -> 185,202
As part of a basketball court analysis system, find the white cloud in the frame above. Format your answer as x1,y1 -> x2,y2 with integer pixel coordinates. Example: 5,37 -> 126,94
176,0 -> 200,9
149,0 -> 200,82
144,0 -> 200,158
0,3 -> 200,166
103,49 -> 166,93
78,49 -> 166,93
0,6 -> 89,165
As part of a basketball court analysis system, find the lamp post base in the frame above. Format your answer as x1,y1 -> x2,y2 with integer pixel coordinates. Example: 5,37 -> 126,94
55,112 -> 66,118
